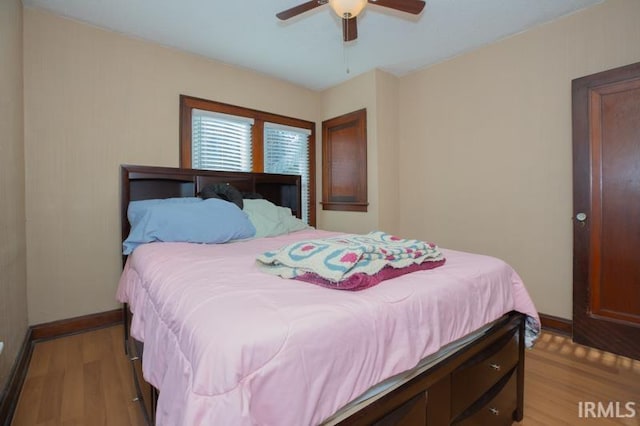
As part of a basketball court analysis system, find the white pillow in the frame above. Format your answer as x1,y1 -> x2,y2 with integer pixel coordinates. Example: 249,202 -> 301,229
242,199 -> 311,238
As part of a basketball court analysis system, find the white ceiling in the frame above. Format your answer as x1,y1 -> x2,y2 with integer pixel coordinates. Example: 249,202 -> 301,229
23,0 -> 603,91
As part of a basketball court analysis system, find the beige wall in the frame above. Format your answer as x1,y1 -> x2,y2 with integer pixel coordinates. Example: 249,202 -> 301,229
319,70 -> 379,233
397,0 -> 640,318
23,8 -> 320,324
0,0 -> 28,389
318,69 -> 399,235
375,70 -> 400,234
319,70 -> 388,233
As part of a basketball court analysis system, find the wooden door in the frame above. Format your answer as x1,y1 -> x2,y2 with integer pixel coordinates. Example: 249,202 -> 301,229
321,109 -> 368,212
572,62 -> 640,360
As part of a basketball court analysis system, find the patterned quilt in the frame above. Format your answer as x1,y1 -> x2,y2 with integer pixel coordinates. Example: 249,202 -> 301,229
256,231 -> 446,290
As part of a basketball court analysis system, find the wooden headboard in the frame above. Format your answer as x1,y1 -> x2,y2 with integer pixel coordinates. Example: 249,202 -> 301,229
120,164 -> 302,244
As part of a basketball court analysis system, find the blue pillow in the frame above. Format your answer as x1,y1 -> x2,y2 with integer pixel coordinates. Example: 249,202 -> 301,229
123,197 -> 256,254
127,197 -> 201,224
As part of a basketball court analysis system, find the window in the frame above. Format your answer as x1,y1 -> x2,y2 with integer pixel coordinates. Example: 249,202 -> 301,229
192,110 -> 254,171
264,123 -> 312,223
180,95 -> 316,225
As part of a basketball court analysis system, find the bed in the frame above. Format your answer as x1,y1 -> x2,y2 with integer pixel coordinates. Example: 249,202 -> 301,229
117,164 -> 540,426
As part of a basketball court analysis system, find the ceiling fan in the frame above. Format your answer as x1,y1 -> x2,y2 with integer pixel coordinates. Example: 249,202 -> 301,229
276,0 -> 426,42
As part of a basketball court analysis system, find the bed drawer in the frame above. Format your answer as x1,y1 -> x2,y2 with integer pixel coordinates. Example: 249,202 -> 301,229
453,370 -> 517,426
450,327 -> 518,418
128,337 -> 154,425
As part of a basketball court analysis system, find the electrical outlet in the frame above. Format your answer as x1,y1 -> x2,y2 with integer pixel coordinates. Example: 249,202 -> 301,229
0,341 -> 4,356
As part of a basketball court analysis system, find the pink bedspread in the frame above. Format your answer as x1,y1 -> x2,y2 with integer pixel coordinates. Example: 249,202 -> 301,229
116,229 -> 539,426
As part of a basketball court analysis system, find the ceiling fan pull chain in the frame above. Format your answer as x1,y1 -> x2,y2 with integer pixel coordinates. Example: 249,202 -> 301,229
343,43 -> 350,74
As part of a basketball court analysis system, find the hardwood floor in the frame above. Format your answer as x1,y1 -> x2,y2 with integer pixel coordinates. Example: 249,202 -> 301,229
11,326 -> 144,426
10,327 -> 640,425
518,332 -> 640,426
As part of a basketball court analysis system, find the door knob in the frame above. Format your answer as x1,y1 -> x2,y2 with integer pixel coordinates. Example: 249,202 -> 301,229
576,212 -> 587,222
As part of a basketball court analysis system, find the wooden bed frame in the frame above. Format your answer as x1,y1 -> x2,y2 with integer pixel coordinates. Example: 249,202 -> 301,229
120,164 -> 526,426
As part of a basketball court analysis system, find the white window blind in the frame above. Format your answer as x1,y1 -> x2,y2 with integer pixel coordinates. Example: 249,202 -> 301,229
191,109 -> 254,172
264,123 -> 311,223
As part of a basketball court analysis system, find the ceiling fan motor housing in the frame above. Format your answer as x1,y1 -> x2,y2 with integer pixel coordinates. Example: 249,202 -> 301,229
276,0 -> 426,41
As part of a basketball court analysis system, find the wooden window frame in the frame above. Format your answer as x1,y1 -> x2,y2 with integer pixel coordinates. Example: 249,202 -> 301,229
321,108 -> 368,212
179,95 -> 316,226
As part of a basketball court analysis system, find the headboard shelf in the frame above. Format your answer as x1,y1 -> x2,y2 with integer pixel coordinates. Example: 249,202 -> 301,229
120,164 -> 302,244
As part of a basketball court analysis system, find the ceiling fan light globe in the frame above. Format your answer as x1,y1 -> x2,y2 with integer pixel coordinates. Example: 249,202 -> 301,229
328,0 -> 367,18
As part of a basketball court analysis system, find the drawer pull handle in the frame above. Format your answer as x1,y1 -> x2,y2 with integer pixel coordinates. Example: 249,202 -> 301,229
489,407 -> 500,416
132,397 -> 140,402
130,356 -> 140,361
489,363 -> 501,371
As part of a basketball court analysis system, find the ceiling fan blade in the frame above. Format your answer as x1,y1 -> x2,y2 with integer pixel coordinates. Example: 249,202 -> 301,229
368,0 -> 425,14
276,1 -> 325,20
342,16 -> 358,42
